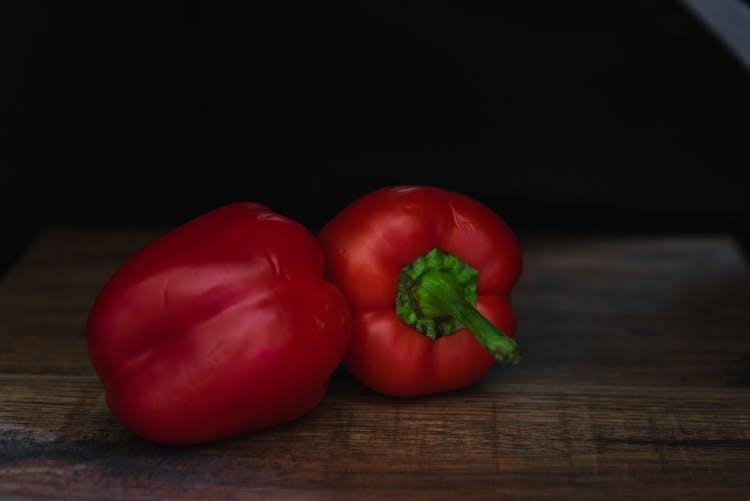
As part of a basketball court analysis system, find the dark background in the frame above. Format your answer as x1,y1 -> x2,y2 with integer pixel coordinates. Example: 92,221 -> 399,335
2,1 -> 749,275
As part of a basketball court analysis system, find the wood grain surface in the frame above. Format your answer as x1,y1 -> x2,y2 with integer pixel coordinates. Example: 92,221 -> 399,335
1,230 -> 749,499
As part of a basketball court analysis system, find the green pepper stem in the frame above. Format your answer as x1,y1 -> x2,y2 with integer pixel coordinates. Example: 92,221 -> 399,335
411,270 -> 520,365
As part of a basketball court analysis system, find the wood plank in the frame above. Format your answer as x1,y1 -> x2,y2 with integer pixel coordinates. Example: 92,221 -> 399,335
2,374 -> 749,499
2,230 -> 750,498
1,230 -> 748,387
506,236 -> 750,388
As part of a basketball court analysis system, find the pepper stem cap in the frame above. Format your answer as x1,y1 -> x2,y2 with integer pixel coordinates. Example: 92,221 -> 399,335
396,248 -> 519,365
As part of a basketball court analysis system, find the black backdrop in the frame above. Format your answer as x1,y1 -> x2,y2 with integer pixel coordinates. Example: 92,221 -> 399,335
3,1 -> 749,273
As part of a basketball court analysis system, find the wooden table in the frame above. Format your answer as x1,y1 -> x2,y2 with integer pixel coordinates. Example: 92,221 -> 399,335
2,230 -> 749,499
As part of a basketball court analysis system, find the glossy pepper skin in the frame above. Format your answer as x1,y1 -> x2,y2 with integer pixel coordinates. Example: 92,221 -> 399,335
318,186 -> 521,397
87,203 -> 351,445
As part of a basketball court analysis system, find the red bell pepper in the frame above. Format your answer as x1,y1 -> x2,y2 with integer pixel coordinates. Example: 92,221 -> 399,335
87,203 -> 351,445
318,186 -> 521,397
